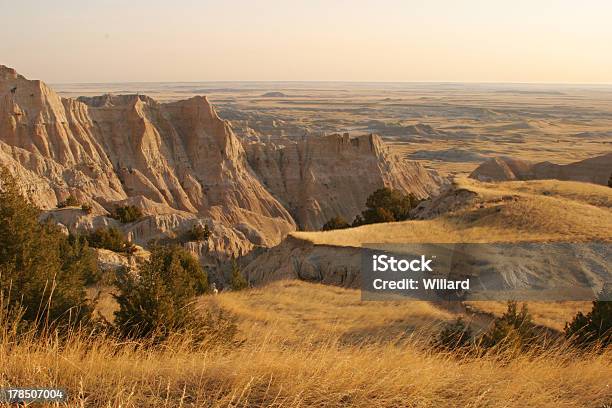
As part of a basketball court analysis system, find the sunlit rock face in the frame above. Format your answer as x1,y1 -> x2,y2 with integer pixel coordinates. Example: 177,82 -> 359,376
245,133 -> 444,230
0,65 -> 294,253
0,65 -> 443,253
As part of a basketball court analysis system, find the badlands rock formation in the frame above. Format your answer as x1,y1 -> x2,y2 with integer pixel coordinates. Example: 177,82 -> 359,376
470,153 -> 612,185
244,178 -> 612,295
0,65 -> 443,257
245,133 -> 443,230
0,65 -> 293,252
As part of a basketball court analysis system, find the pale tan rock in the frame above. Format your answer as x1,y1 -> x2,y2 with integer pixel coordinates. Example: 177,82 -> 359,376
470,153 -> 612,185
245,133 -> 444,230
0,65 -> 294,252
1,65 -> 443,256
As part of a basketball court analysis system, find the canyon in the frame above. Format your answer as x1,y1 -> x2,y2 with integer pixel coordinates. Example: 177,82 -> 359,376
0,65 -> 443,259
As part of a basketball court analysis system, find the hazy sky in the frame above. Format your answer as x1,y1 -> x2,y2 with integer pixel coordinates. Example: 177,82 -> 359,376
2,0 -> 611,83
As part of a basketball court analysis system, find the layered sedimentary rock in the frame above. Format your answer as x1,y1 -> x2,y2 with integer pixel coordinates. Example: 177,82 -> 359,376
1,65 -> 444,255
0,65 -> 294,250
245,133 -> 444,230
470,153 -> 612,185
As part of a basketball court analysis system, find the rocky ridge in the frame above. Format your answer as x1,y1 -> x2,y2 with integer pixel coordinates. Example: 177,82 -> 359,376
470,153 -> 612,185
245,133 -> 443,230
0,65 -> 443,258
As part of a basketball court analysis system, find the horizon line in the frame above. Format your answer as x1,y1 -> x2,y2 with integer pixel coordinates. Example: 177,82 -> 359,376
50,79 -> 612,87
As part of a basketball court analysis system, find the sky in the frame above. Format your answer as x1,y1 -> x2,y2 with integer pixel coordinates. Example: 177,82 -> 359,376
1,0 -> 611,84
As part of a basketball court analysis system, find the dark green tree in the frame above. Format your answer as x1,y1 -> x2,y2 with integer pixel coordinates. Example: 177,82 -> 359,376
113,245 -> 208,339
0,169 -> 92,324
321,216 -> 350,231
354,188 -> 418,226
229,259 -> 248,291
479,301 -> 537,350
435,317 -> 473,351
81,203 -> 93,214
565,287 -> 612,348
187,224 -> 211,242
86,226 -> 134,253
62,234 -> 100,285
110,205 -> 143,223
58,194 -> 80,208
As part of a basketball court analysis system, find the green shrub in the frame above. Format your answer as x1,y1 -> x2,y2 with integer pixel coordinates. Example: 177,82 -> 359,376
321,216 -> 350,231
81,203 -> 93,214
565,287 -> 612,348
57,194 -> 80,208
186,224 -> 211,242
113,245 -> 209,340
229,259 -> 248,291
435,317 -> 473,351
0,169 -> 92,325
110,205 -> 143,223
353,188 -> 418,226
478,301 -> 537,350
86,226 -> 134,253
63,234 -> 101,285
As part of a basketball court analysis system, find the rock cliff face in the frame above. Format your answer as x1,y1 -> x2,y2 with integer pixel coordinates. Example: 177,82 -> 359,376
0,65 -> 294,250
0,65 -> 443,255
245,133 -> 443,230
470,153 -> 612,185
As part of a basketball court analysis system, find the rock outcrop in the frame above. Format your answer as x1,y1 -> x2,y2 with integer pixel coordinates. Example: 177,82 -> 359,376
245,133 -> 444,230
0,65 -> 444,257
470,153 -> 612,185
0,65 -> 294,253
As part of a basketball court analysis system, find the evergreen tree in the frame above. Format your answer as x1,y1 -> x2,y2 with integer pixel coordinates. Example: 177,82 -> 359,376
565,286 -> 612,348
354,188 -> 418,226
0,168 -> 92,324
229,259 -> 248,291
321,216 -> 350,231
113,245 -> 208,339
479,301 -> 537,350
110,205 -> 143,223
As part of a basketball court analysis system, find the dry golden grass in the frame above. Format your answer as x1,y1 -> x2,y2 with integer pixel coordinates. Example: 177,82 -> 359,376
2,281 -> 611,407
464,300 -> 593,332
3,180 -> 610,407
199,280 -> 455,345
293,178 -> 612,247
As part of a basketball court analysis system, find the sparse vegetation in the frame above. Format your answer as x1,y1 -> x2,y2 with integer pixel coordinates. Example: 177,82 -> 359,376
478,301 -> 538,350
321,189 -> 419,230
57,194 -> 80,208
565,287 -> 612,348
321,216 -> 350,231
435,317 -> 473,351
229,259 -> 248,291
86,226 -> 134,253
1,281 -> 610,407
293,178 -> 612,246
353,188 -> 418,226
113,245 -> 209,341
110,205 -> 143,223
81,202 -> 93,214
186,223 -> 211,242
0,169 -> 92,325
435,302 -> 543,353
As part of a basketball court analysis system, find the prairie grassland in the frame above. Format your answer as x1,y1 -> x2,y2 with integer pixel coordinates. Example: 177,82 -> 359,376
293,178 -> 612,247
464,300 -> 593,332
2,281 -> 611,407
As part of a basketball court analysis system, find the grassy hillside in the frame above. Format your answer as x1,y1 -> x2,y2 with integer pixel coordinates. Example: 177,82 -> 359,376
2,281 -> 611,407
3,179 -> 610,407
293,178 -> 612,246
